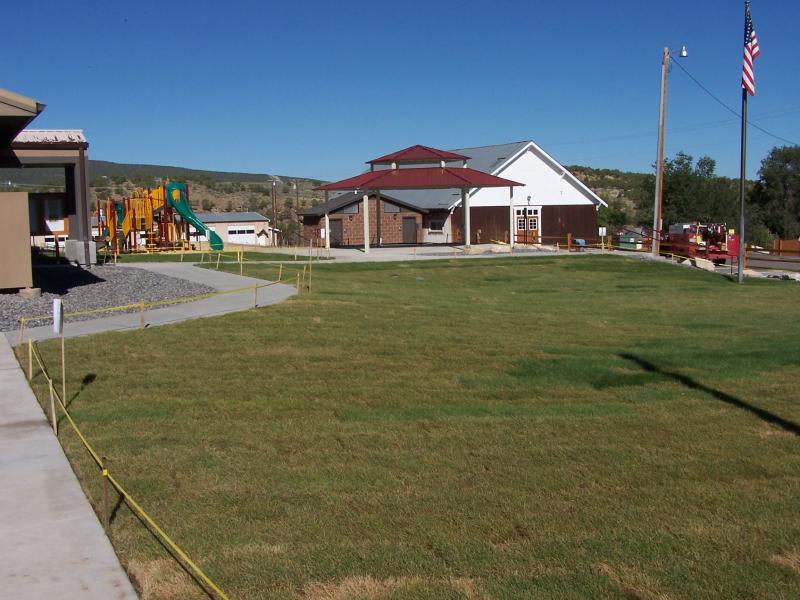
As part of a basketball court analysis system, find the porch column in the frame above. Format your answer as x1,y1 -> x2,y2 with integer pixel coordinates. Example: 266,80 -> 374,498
362,191 -> 370,254
65,154 -> 92,266
509,186 -> 515,248
78,147 -> 91,266
324,212 -> 330,250
375,190 -> 382,246
462,188 -> 471,249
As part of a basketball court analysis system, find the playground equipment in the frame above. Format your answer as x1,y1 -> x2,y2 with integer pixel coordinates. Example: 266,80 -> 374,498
98,182 -> 223,253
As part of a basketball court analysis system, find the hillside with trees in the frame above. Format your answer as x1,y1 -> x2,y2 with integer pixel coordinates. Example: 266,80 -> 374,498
578,146 -> 800,246
3,149 -> 797,245
0,160 -> 327,241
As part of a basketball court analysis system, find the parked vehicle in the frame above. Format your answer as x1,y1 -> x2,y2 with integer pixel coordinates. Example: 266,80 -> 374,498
661,223 -> 739,264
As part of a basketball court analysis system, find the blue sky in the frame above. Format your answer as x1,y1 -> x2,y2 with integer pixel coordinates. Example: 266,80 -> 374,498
5,0 -> 798,181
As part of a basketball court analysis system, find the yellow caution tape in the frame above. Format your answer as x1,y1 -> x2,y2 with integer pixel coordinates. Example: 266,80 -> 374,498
20,281 -> 282,326
28,343 -> 229,600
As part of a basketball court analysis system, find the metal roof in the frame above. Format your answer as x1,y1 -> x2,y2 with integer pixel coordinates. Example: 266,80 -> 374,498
13,129 -> 87,144
312,141 -> 604,213
299,191 -> 428,217
195,211 -> 269,223
383,141 -> 605,209
367,144 -> 470,165
316,166 -> 521,192
382,142 -> 529,210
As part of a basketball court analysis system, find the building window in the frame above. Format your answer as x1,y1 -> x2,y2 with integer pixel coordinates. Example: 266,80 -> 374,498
335,203 -> 358,214
428,220 -> 444,231
228,226 -> 256,235
516,209 -> 524,217
383,202 -> 400,213
528,217 -> 538,231
517,218 -> 526,230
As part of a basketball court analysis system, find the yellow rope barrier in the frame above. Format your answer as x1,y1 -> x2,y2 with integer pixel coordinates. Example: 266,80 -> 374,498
18,282 -> 284,329
28,343 -> 229,600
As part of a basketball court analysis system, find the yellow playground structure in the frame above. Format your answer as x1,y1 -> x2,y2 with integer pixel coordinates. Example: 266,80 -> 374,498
98,182 -> 223,254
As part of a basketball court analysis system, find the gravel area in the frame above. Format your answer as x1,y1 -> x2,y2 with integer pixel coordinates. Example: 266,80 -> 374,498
0,265 -> 215,332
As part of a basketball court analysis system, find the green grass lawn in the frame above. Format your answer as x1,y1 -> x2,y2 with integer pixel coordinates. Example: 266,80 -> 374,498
23,255 -> 800,599
99,250 -> 328,263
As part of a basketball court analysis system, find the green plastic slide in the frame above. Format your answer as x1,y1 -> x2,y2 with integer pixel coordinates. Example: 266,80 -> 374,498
165,182 -> 224,251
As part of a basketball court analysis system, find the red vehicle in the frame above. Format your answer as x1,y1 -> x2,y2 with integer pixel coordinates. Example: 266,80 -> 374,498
660,222 -> 739,264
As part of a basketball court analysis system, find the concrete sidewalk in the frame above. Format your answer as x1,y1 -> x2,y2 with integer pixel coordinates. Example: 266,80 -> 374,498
7,263 -> 297,344
0,264 -> 298,598
0,335 -> 137,599
248,243 -> 563,263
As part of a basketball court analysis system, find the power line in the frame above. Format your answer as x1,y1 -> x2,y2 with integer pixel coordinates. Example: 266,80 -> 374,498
671,58 -> 799,146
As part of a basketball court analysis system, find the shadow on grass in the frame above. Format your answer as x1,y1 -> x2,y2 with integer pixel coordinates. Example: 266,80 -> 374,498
68,372 -> 97,408
620,353 -> 800,437
57,373 -> 98,428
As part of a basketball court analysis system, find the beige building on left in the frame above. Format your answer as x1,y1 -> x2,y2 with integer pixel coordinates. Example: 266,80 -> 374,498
0,88 -> 93,290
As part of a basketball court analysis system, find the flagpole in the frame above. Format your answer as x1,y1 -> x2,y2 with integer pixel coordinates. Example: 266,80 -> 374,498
737,0 -> 751,285
737,86 -> 747,284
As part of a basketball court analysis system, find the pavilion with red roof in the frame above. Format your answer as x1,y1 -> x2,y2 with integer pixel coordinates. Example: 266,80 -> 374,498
311,144 -> 522,253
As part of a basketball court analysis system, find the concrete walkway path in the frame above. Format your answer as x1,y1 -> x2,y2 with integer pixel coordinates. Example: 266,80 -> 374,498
0,335 -> 138,599
247,243 -> 563,263
7,263 -> 296,344
0,264 -> 297,598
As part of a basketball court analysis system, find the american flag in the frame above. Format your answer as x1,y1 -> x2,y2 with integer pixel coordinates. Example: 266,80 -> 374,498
742,1 -> 761,96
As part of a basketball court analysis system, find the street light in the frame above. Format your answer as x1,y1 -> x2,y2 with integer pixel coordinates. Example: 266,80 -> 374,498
651,45 -> 688,257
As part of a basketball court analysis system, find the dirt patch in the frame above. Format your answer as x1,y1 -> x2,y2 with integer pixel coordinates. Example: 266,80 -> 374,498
303,575 -> 487,599
772,550 -> 800,574
757,423 -> 796,439
127,558 -> 206,600
592,563 -> 671,600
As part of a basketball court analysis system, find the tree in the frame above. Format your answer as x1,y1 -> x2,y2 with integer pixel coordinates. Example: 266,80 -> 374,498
201,198 -> 213,211
634,151 -> 738,227
598,197 -> 630,227
225,200 -> 233,212
748,145 -> 800,241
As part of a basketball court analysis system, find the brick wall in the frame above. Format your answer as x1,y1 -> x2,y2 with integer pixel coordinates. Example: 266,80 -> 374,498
303,196 -> 423,246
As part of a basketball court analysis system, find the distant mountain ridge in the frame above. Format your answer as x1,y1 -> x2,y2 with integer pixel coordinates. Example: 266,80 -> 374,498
88,160 -> 294,184
0,159 -> 321,187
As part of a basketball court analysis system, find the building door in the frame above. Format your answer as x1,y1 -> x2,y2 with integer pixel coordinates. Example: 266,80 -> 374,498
402,217 -> 417,244
227,225 -> 256,245
515,207 -> 540,244
329,219 -> 343,246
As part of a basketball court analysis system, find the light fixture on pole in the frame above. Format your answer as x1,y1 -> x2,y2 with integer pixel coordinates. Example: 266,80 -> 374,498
651,45 -> 688,257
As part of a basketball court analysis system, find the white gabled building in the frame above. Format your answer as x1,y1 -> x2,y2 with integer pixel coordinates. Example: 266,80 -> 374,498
391,140 -> 607,244
302,141 -> 607,247
192,212 -> 275,246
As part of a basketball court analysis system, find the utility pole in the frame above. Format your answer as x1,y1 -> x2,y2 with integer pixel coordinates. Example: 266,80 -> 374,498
651,47 -> 669,258
651,45 -> 687,258
294,179 -> 300,245
271,179 -> 278,246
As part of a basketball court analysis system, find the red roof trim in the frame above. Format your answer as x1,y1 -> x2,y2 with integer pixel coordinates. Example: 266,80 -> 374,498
316,166 -> 522,191
367,144 -> 470,164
